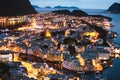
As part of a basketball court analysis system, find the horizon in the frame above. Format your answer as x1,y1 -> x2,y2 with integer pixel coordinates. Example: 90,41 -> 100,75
29,0 -> 120,9
32,5 -> 109,10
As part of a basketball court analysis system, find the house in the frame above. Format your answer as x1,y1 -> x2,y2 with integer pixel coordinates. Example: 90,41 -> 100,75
0,50 -> 13,62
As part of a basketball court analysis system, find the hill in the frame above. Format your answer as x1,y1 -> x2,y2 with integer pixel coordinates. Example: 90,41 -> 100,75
52,10 -> 88,16
52,10 -> 112,21
45,6 -> 52,8
54,6 -> 79,10
32,5 -> 41,9
107,2 -> 120,13
0,0 -> 37,16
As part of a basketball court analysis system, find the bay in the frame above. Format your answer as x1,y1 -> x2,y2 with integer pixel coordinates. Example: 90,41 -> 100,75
82,9 -> 120,80
82,9 -> 120,46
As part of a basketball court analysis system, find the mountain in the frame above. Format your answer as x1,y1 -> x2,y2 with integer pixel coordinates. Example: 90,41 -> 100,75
52,10 -> 71,15
0,0 -> 37,16
69,6 -> 80,10
54,6 -> 79,10
45,6 -> 52,8
52,10 -> 112,20
107,2 -> 120,13
52,10 -> 88,16
71,10 -> 88,16
32,5 -> 41,9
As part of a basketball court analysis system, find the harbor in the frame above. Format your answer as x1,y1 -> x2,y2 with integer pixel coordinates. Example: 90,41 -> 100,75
0,12 -> 120,80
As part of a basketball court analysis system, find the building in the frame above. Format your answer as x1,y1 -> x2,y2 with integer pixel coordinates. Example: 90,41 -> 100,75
0,0 -> 37,29
0,50 -> 13,62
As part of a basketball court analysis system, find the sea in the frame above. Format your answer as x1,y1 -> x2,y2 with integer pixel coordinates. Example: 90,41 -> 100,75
37,8 -> 120,46
82,9 -> 120,80
0,9 -> 120,80
82,9 -> 120,46
33,9 -> 120,80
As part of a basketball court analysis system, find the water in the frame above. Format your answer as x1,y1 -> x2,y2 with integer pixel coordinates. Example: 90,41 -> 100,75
105,58 -> 120,80
103,14 -> 120,46
0,9 -> 120,80
37,8 -> 120,46
82,9 -> 120,80
100,13 -> 120,80
82,9 -> 120,46
36,8 -> 76,13
37,9 -> 120,80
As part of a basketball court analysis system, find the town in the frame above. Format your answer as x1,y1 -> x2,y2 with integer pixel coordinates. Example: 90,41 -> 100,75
0,12 -> 120,80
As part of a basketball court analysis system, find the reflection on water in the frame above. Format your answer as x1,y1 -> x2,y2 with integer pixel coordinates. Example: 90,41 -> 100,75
83,9 -> 120,80
105,58 -> 120,80
83,9 -> 120,46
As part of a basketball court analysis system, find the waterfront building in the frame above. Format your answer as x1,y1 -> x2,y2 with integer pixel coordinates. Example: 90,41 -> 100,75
0,0 -> 37,29
0,50 -> 13,62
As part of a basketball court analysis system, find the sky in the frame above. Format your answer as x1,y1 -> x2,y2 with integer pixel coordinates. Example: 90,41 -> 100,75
29,0 -> 120,9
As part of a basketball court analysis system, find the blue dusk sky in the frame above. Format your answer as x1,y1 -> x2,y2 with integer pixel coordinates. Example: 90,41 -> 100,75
29,0 -> 120,9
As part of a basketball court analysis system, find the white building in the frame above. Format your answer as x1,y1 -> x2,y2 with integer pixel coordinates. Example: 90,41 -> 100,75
0,50 -> 13,62
113,48 -> 120,54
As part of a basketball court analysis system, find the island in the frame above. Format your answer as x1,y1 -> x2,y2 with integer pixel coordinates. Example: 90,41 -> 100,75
107,2 -> 120,14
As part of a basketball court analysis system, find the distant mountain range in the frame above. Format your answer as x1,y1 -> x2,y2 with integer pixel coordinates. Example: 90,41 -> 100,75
53,6 -> 79,10
45,6 -> 52,8
32,5 -> 79,10
107,2 -> 120,13
32,5 -> 41,9
52,10 -> 88,16
52,10 -> 112,21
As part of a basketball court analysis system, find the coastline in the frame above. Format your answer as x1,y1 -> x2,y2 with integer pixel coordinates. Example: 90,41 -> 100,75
0,8 -> 120,80
52,9 -> 116,46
